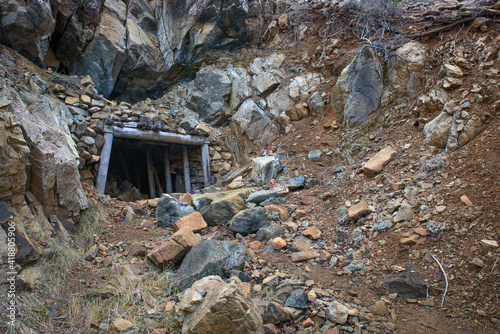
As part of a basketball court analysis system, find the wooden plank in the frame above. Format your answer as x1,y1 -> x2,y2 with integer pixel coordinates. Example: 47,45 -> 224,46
146,148 -> 156,198
182,146 -> 191,193
153,168 -> 163,196
107,125 -> 210,146
201,143 -> 211,187
96,131 -> 114,193
164,149 -> 173,194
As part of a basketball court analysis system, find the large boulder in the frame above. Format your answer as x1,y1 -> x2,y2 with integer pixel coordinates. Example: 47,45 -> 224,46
227,65 -> 253,110
0,0 -> 55,64
332,47 -> 383,127
173,240 -> 249,289
232,99 -> 276,148
423,112 -> 453,149
251,156 -> 280,184
156,194 -> 196,228
229,207 -> 268,236
177,276 -> 264,334
186,69 -> 232,125
196,189 -> 248,226
147,227 -> 199,267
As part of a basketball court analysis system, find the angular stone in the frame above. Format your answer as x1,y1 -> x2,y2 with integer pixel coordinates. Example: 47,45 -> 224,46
348,202 -> 370,220
229,207 -> 268,236
178,276 -> 263,333
173,240 -> 249,289
326,300 -> 350,324
308,150 -> 322,161
195,189 -> 249,226
400,235 -> 419,245
251,156 -> 280,184
471,257 -> 485,268
128,242 -> 147,257
393,202 -> 414,223
255,222 -> 283,242
372,300 -> 387,315
290,236 -> 312,252
378,272 -> 436,299
111,318 -> 134,332
424,112 -> 453,149
302,227 -> 322,240
147,227 -> 199,266
156,194 -> 196,228
291,250 -> 318,262
480,240 -> 498,248
363,146 -> 397,175
173,212 -> 207,233
263,205 -> 289,221
285,289 -> 308,309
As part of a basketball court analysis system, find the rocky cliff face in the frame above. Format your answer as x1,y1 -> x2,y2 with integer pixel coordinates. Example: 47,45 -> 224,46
0,0 -> 273,103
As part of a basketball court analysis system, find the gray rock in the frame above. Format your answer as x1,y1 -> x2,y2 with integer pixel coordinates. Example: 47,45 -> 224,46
179,116 -> 200,132
186,69 -> 232,125
254,300 -> 292,325
252,72 -> 280,96
290,236 -> 312,252
156,194 -> 196,228
251,156 -> 280,185
233,100 -> 276,148
198,191 -> 247,226
247,190 -> 279,205
285,289 -> 308,309
378,272 -> 437,299
308,91 -> 325,114
227,66 -> 253,110
308,150 -> 322,161
123,206 -> 136,225
178,276 -> 264,334
259,197 -> 280,206
423,112 -> 453,149
278,175 -> 305,189
393,202 -> 414,223
326,300 -> 350,324
229,208 -> 268,236
471,257 -> 485,268
255,222 -> 283,242
305,178 -> 319,189
332,46 -> 383,127
173,240 -> 249,289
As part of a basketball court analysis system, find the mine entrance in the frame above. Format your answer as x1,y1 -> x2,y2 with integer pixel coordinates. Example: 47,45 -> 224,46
96,125 -> 210,199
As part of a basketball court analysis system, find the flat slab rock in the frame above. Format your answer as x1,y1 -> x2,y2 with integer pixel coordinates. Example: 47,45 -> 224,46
363,146 -> 397,175
377,272 -> 438,299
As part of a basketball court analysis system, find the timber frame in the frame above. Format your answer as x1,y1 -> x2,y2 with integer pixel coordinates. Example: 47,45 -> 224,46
96,124 -> 211,195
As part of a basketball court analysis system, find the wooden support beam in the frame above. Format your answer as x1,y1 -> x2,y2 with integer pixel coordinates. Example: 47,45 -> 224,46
96,131 -> 114,193
107,126 -> 210,146
182,146 -> 191,193
164,149 -> 173,194
201,143 -> 211,187
153,168 -> 163,196
146,148 -> 156,199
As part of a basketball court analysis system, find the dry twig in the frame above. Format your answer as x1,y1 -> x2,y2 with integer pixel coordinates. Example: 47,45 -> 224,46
431,254 -> 449,307
490,252 -> 500,275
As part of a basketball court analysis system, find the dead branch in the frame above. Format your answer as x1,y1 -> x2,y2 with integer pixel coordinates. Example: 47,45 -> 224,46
406,17 -> 475,39
490,253 -> 500,275
431,254 -> 449,308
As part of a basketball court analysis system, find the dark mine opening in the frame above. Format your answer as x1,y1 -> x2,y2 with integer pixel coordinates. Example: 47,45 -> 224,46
97,125 -> 211,200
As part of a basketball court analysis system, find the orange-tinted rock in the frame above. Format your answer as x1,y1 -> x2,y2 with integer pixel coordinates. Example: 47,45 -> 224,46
413,227 -> 427,236
460,195 -> 473,206
249,241 -> 262,251
172,212 -> 207,232
348,201 -> 370,220
319,250 -> 332,261
363,146 -> 397,175
272,237 -> 287,250
291,250 -> 318,262
302,227 -> 322,240
400,234 -> 419,245
263,204 -> 289,221
147,227 -> 199,266
293,209 -> 307,219
179,193 -> 193,206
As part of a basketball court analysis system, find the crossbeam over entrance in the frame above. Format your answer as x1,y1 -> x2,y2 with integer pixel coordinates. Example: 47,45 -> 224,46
96,125 -> 211,195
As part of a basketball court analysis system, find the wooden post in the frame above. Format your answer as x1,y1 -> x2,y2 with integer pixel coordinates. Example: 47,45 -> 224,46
164,148 -> 173,194
96,130 -> 114,193
133,158 -> 141,191
182,146 -> 191,193
153,169 -> 163,196
146,148 -> 156,198
201,143 -> 211,187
